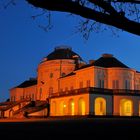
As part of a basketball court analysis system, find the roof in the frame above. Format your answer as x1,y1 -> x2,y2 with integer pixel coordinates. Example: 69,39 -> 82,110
44,46 -> 83,61
16,79 -> 37,88
93,54 -> 129,68
0,101 -> 12,106
136,71 -> 140,73
60,72 -> 76,78
76,64 -> 93,70
76,54 -> 129,71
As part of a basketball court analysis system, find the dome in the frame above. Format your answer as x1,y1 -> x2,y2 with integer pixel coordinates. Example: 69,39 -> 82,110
43,46 -> 84,62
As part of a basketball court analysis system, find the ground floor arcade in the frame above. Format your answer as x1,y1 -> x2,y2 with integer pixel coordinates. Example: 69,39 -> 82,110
50,93 -> 140,117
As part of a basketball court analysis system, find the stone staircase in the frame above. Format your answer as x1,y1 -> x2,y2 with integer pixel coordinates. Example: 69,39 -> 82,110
13,101 -> 49,118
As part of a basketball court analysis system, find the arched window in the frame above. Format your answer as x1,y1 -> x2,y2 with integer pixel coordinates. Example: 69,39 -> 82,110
60,101 -> 66,116
68,99 -> 75,115
78,98 -> 86,115
120,99 -> 133,116
95,97 -> 106,115
50,73 -> 53,78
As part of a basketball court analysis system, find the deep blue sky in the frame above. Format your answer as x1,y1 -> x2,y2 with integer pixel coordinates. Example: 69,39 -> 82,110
0,1 -> 140,101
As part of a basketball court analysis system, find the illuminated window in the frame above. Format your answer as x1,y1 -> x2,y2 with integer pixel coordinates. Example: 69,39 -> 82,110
52,101 -> 57,116
95,97 -> 106,115
68,99 -> 75,115
126,102 -> 131,112
120,99 -> 133,116
60,101 -> 66,116
78,98 -> 85,115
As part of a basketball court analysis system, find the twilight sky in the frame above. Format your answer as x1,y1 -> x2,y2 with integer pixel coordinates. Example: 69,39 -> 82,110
0,1 -> 140,101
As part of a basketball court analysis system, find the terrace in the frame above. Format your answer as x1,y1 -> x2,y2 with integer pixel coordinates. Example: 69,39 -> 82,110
49,87 -> 140,98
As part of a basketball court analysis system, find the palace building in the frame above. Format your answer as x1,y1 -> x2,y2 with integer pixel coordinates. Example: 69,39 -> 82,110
1,46 -> 140,118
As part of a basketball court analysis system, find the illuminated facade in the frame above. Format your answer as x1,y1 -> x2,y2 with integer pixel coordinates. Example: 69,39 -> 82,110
1,46 -> 140,118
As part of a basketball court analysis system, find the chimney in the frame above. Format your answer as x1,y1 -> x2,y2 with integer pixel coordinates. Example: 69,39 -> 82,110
89,60 -> 95,65
102,54 -> 113,58
78,62 -> 86,68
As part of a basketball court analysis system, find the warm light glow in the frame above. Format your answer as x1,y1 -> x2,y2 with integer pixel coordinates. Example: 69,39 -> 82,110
52,101 -> 57,116
95,97 -> 106,115
78,98 -> 85,115
9,109 -> 14,118
139,103 -> 140,116
68,99 -> 75,115
60,101 -> 66,116
120,99 -> 133,116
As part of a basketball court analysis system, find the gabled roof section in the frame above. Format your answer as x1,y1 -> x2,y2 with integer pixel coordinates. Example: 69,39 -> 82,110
93,54 -> 129,68
16,78 -> 37,88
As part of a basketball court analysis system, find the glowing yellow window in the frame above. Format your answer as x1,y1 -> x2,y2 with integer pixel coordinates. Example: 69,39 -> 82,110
78,98 -> 85,115
68,99 -> 75,116
95,97 -> 106,115
120,99 -> 133,116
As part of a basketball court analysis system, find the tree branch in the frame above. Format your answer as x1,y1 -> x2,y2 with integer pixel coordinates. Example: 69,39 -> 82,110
89,0 -> 118,15
111,0 -> 140,4
26,0 -> 140,36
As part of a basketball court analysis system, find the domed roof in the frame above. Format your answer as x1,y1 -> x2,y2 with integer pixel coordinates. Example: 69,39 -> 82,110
43,46 -> 83,61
